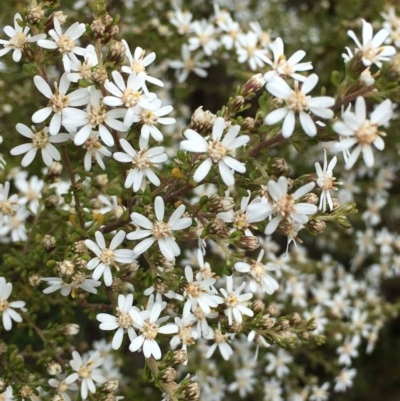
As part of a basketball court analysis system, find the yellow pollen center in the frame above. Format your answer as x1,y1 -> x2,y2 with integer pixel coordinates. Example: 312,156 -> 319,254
83,135 -> 102,151
141,110 -> 158,125
354,120 -> 379,145
0,298 -> 9,312
88,106 -> 106,127
151,221 -> 172,239
214,328 -> 228,344
179,325 -> 195,344
9,32 -> 27,49
132,150 -> 152,170
57,35 -> 75,53
184,58 -> 196,71
49,89 -> 69,114
0,200 -> 16,216
233,210 -> 249,230
225,293 -> 238,307
78,365 -> 92,379
286,89 -> 309,111
186,282 -> 203,298
32,129 -> 49,149
80,62 -> 93,80
117,310 -> 134,328
122,89 -> 141,108
273,194 -> 295,219
99,248 -> 114,264
207,140 -> 227,162
131,60 -> 146,74
142,321 -> 159,339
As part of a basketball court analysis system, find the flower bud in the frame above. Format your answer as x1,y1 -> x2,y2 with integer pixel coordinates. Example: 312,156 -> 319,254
289,313 -> 301,324
47,162 -> 63,180
242,117 -> 256,130
242,73 -> 265,97
298,331 -> 309,340
75,258 -> 88,269
52,395 -> 66,401
237,235 -> 260,251
301,193 -> 318,205
72,271 -> 86,285
95,174 -> 109,186
171,349 -> 188,366
251,300 -> 265,314
160,367 -> 177,383
102,25 -> 119,45
20,385 -> 34,398
103,380 -> 119,393
43,234 -> 56,250
111,278 -> 123,291
74,240 -> 88,254
307,220 -> 326,234
62,324 -> 80,335
230,321 -> 243,333
208,194 -> 235,213
92,66 -> 108,84
107,41 -> 126,64
91,19 -> 106,38
258,317 -> 275,330
307,321 -> 318,332
209,218 -> 229,237
265,304 -> 278,315
47,361 -> 62,375
331,198 -> 340,209
268,158 -> 290,175
29,274 -> 42,287
274,319 -> 290,331
0,343 -> 8,355
57,260 -> 75,276
27,6 -> 44,24
188,106 -> 217,134
231,96 -> 245,111
183,382 -> 200,401
45,12 -> 67,31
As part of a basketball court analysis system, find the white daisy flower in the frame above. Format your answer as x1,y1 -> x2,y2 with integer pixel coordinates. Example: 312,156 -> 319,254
234,249 -> 280,294
32,73 -> 90,136
188,20 -> 220,56
265,349 -> 293,378
63,88 -> 127,147
347,19 -> 396,67
314,149 -> 340,212
65,351 -> 106,400
181,265 -> 223,318
0,276 -> 26,331
67,44 -> 98,83
79,130 -> 112,172
334,368 -> 357,392
103,71 -> 156,128
127,196 -> 192,260
220,275 -> 253,326
129,302 -> 178,360
10,124 -> 70,167
41,275 -> 101,297
48,376 -> 78,401
96,293 -> 138,350
170,313 -> 198,355
333,96 -> 393,169
0,206 -> 30,242
264,74 -> 335,138
15,175 -> 44,215
85,231 -> 135,287
258,176 -> 317,235
169,6 -> 193,35
219,18 -> 241,50
180,116 -> 249,186
206,323 -> 233,360
169,44 -> 211,83
113,137 -> 167,192
37,17 -> 86,72
121,40 -> 164,90
131,98 -> 176,143
309,382 -> 330,401
235,31 -> 268,71
257,37 -> 313,82
0,181 -> 19,230
0,13 -> 46,62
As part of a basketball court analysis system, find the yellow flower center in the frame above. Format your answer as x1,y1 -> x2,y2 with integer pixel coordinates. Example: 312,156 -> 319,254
57,35 -> 75,53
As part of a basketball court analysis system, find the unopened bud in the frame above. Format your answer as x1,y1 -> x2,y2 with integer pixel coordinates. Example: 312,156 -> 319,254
188,106 -> 217,134
74,240 -> 88,254
20,385 -> 34,398
22,44 -> 36,62
171,349 -> 187,366
242,73 -> 265,97
92,66 -> 108,84
331,198 -> 340,209
107,41 -> 126,64
47,162 -> 63,180
298,331 -> 309,340
45,12 -> 67,31
91,19 -> 106,38
27,6 -> 44,24
268,158 -> 290,175
183,382 -> 200,401
242,117 -> 255,130
290,313 -> 301,324
390,54 -> 400,77
302,193 -> 319,205
251,300 -> 265,314
265,304 -> 278,315
75,258 -> 88,269
102,25 -> 119,45
307,321 -> 318,332
307,220 -> 326,234
0,343 -> 7,355
237,235 -> 260,251
29,274 -> 42,287
231,95 -> 245,110
57,260 -> 75,276
111,278 -> 123,291
258,317 -> 275,330
274,319 -> 290,331
283,335 -> 297,348
209,218 -> 229,237
208,194 -> 235,213
62,324 -> 80,335
160,367 -> 177,383
103,380 -> 119,393
230,321 -> 243,333
95,174 -> 109,186
43,234 -> 56,250
47,361 -> 62,375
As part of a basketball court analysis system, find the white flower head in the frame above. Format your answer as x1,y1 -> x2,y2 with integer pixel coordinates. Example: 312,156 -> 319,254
234,249 -> 280,294
236,31 -> 268,71
64,351 -> 106,400
347,19 -> 396,67
0,277 -> 26,331
180,117 -> 249,186
80,130 -> 112,172
314,149 -> 340,212
188,20 -> 220,56
264,74 -> 335,138
0,13 -> 46,62
258,37 -> 313,82
10,124 -> 70,167
333,96 -> 393,169
206,323 -> 233,360
113,137 -> 167,192
42,275 -> 101,297
121,40 -> 164,91
127,196 -> 192,260
85,231 -> 135,287
0,181 -> 19,230
220,275 -> 254,325
129,302 -> 178,360
32,73 -> 90,135
37,17 -> 86,72
97,293 -> 138,350
169,44 -> 211,83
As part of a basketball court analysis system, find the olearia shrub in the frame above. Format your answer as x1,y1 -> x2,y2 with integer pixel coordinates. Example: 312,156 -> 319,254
1,0 -> 400,400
